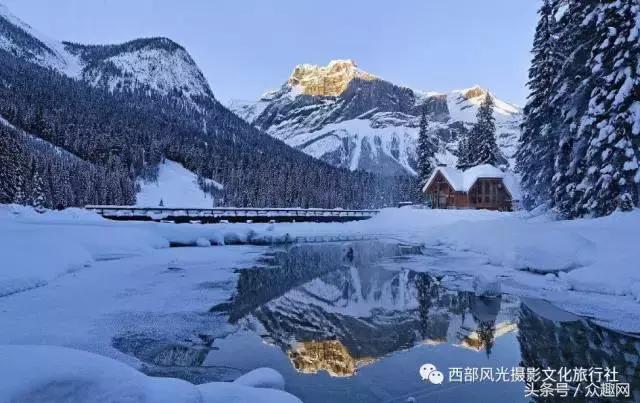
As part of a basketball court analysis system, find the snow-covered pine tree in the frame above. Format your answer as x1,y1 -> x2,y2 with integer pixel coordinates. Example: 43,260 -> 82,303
30,169 -> 46,210
0,130 -> 24,203
13,174 -> 26,205
457,131 -> 471,169
469,93 -> 499,166
550,0 -> 600,218
416,102 -> 436,187
575,0 -> 640,216
516,0 -> 564,209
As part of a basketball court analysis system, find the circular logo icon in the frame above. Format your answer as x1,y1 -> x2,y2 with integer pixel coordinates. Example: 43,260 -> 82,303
419,363 -> 444,384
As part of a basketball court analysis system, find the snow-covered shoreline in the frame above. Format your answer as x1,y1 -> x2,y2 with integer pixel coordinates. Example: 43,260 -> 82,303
0,345 -> 300,403
2,204 -> 640,330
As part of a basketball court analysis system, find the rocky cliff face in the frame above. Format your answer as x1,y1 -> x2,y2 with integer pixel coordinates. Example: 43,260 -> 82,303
230,60 -> 522,176
288,59 -> 377,97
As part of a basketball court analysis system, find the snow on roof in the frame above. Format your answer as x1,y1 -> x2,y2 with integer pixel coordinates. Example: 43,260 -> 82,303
422,164 -> 521,200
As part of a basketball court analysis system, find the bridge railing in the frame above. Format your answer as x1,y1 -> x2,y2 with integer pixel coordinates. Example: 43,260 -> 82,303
85,205 -> 380,221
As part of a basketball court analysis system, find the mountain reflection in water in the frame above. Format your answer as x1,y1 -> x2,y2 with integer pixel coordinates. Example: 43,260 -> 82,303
213,241 -> 520,376
116,241 -> 640,402
212,241 -> 640,399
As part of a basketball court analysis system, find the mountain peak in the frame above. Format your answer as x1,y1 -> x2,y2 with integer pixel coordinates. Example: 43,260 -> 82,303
460,85 -> 489,100
1,3 -> 212,108
287,59 -> 377,97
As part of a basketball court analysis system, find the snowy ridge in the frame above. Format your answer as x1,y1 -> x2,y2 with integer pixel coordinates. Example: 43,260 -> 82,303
0,4 -> 214,110
229,62 -> 522,176
0,3 -> 82,76
65,38 -> 214,108
446,85 -> 520,122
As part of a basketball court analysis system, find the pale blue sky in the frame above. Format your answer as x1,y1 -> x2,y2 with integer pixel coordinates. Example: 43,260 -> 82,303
3,0 -> 540,105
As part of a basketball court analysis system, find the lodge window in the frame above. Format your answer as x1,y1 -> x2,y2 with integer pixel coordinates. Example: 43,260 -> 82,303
473,180 -> 500,205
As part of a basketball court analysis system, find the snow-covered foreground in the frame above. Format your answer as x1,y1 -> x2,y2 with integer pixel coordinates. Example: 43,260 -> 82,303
1,204 -> 640,401
0,205 -> 287,298
0,346 -> 299,403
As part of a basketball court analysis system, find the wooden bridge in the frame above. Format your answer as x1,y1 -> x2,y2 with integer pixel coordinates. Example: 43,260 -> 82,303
85,206 -> 380,223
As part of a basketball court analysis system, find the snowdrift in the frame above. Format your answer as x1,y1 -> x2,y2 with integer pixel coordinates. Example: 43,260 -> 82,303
0,204 -> 288,297
0,345 -> 300,403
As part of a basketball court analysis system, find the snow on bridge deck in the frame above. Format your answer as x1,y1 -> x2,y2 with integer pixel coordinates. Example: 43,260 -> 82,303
85,205 -> 380,223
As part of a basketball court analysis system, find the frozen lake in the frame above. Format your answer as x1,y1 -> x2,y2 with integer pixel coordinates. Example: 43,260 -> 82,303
107,241 -> 640,402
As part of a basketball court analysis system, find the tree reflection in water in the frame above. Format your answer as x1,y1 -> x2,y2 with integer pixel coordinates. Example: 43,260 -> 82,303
518,302 -> 640,400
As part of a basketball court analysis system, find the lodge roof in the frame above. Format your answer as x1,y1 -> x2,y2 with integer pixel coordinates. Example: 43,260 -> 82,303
422,164 -> 521,200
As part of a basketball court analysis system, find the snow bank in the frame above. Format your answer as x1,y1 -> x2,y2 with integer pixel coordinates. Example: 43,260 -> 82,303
0,205 -> 285,297
0,205 -> 169,297
557,211 -> 640,297
198,383 -> 299,403
435,217 -> 596,273
0,345 -> 299,403
232,367 -> 285,390
360,207 -> 640,306
362,208 -> 596,274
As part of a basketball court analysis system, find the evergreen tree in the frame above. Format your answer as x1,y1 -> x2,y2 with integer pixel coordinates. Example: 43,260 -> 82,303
0,130 -> 23,203
516,0 -> 563,209
468,94 -> 499,166
416,102 -> 436,187
547,0 -> 639,218
457,130 -> 471,170
575,0 -> 640,216
30,170 -> 46,210
549,0 -> 599,218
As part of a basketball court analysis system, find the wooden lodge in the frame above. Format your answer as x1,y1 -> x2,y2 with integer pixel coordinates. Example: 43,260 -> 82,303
422,164 -> 520,211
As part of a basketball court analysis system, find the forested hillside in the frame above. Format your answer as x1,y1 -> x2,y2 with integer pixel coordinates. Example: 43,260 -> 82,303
0,7 -> 415,209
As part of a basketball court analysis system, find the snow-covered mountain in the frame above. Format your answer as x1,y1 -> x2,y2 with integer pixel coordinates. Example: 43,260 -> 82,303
64,39 -> 214,108
0,3 -> 82,75
0,5 -> 212,109
230,60 -> 522,176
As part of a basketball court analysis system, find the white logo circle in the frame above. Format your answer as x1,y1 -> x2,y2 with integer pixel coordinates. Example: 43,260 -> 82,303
428,370 -> 444,384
